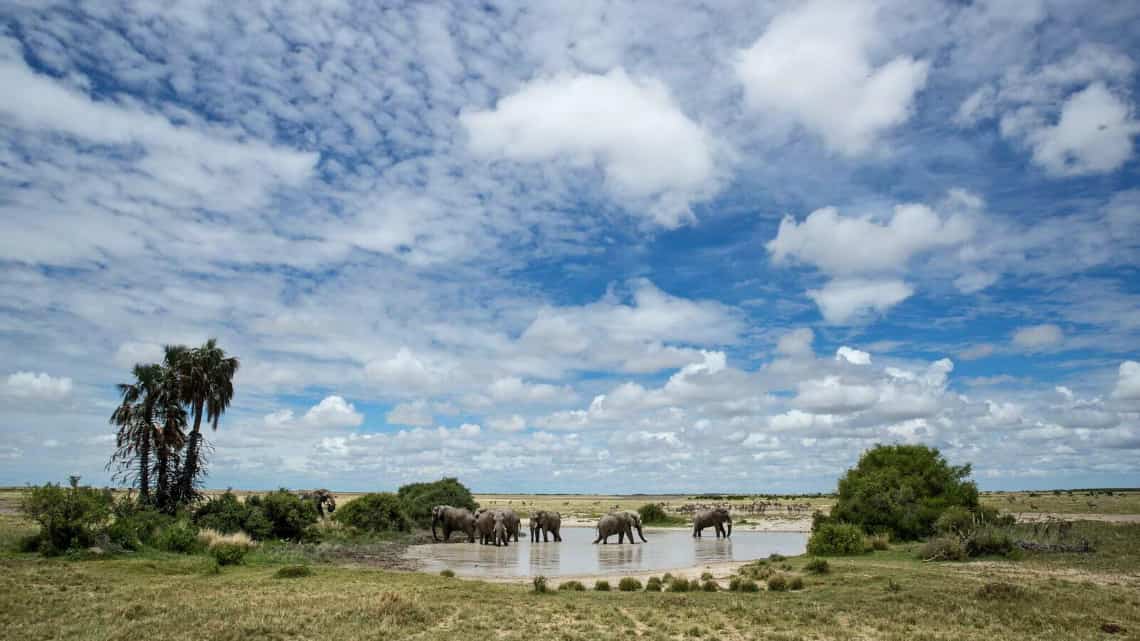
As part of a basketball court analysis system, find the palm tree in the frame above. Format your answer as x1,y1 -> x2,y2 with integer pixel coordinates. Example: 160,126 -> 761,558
173,339 -> 239,501
107,364 -> 165,501
153,353 -> 188,512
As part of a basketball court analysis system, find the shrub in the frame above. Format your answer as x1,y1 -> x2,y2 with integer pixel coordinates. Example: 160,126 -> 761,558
700,571 -> 714,581
210,542 -> 248,566
976,582 -> 1027,600
155,520 -> 201,554
966,527 -> 1014,557
767,574 -> 788,591
920,535 -> 967,561
594,580 -> 611,591
108,501 -> 170,550
397,478 -> 477,527
250,489 -> 320,541
728,577 -> 741,591
332,493 -> 410,533
768,553 -> 786,562
662,572 -> 674,582
701,580 -> 719,592
807,522 -> 866,556
804,558 -> 830,575
789,576 -> 804,590
275,565 -> 314,578
935,506 -> 975,537
533,576 -> 548,593
739,579 -> 760,593
977,505 -> 1016,528
831,444 -> 979,541
19,478 -> 113,555
689,579 -> 701,591
618,577 -> 642,591
440,569 -> 455,578
638,503 -> 669,524
193,491 -> 250,534
558,580 -> 586,591
667,577 -> 690,592
645,577 -> 663,592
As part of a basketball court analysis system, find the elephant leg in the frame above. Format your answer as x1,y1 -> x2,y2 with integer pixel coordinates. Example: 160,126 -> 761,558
443,526 -> 452,542
543,528 -> 549,543
555,529 -> 562,542
694,525 -> 701,538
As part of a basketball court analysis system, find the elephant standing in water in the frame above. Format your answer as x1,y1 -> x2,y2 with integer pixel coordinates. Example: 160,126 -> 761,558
529,510 -> 563,542
474,509 -> 510,546
593,511 -> 648,544
431,505 -> 477,542
692,507 -> 732,538
476,507 -> 520,542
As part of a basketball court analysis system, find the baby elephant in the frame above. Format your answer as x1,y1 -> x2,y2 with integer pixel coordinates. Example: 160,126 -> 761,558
529,510 -> 563,542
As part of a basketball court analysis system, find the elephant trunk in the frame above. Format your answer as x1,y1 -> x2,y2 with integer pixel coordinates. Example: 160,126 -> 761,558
637,523 -> 648,543
726,517 -> 732,538
430,516 -> 440,542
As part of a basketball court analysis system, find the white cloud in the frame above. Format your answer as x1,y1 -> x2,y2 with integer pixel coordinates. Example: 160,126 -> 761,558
365,348 -> 450,394
1112,361 -> 1140,400
836,346 -> 871,365
281,396 -> 365,429
487,377 -> 573,404
1012,324 -> 1064,350
735,0 -> 928,155
958,344 -> 995,361
488,414 -> 527,433
113,342 -> 165,368
386,400 -> 434,427
807,278 -> 914,324
794,376 -> 878,414
3,372 -> 73,400
1027,84 -> 1140,176
776,328 -> 815,357
462,68 -> 717,227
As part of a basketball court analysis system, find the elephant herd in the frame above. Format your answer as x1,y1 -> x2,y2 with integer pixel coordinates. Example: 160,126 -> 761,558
430,505 -> 734,546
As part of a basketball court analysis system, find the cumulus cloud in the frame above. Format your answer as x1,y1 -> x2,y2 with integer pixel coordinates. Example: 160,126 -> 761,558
462,68 -> 717,227
386,400 -> 434,427
266,396 -> 363,430
1027,84 -> 1140,176
113,342 -> 165,369
488,414 -> 527,433
836,347 -> 871,365
1113,361 -> 1140,400
807,278 -> 914,324
3,372 -> 73,400
1012,324 -> 1064,350
794,376 -> 879,414
735,0 -> 928,155
365,348 -> 450,395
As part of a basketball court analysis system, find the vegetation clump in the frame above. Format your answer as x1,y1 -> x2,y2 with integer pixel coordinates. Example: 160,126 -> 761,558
209,542 -> 249,566
19,477 -> 113,555
701,579 -> 719,592
767,574 -> 788,591
804,558 -> 830,574
867,533 -> 890,551
645,577 -> 662,591
920,535 -> 967,561
439,569 -> 455,578
618,577 -> 642,591
558,580 -> 586,591
594,580 -> 611,591
788,576 -> 804,590
246,489 -> 320,541
738,579 -> 760,593
807,522 -> 866,556
532,576 -> 548,593
193,491 -> 271,539
976,582 -> 1028,600
332,492 -> 409,533
397,478 -> 477,527
274,565 -> 314,578
637,503 -> 676,525
667,577 -> 690,592
155,519 -> 201,553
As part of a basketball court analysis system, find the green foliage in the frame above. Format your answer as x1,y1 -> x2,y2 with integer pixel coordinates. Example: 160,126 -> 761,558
700,571 -> 714,581
831,444 -> 979,541
274,565 -> 314,578
965,527 -> 1014,557
667,577 -> 690,592
439,569 -> 455,578
739,579 -> 760,593
396,478 -> 477,527
767,574 -> 788,591
789,576 -> 805,590
768,553 -> 786,562
728,577 -> 741,591
807,522 -> 867,556
332,492 -> 410,533
804,558 -> 830,575
688,579 -> 701,591
701,579 -> 719,592
637,503 -> 669,524
193,491 -> 251,534
935,506 -> 975,536
868,533 -> 890,550
645,577 -> 662,592
210,542 -> 248,566
155,520 -> 201,553
107,498 -> 170,550
618,577 -> 642,591
248,489 -> 319,541
532,575 -> 549,593
20,479 -> 113,555
919,535 -> 967,561
558,580 -> 586,591
594,580 -> 611,591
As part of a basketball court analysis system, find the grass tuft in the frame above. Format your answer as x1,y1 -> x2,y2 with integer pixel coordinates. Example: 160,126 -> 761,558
274,565 -> 314,579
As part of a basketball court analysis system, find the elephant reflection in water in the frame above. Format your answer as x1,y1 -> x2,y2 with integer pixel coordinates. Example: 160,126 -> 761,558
528,538 -> 562,575
596,541 -> 641,571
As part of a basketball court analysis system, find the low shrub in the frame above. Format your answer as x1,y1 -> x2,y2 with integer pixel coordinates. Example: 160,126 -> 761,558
935,506 -> 975,537
728,577 -> 741,591
767,574 -> 788,591
618,577 -> 642,592
637,503 -> 670,524
155,520 -> 201,554
661,572 -> 674,582
807,522 -> 866,556
804,558 -> 830,575
867,533 -> 890,551
440,569 -> 455,578
789,576 -> 804,590
688,579 -> 701,591
645,577 -> 662,592
558,580 -> 586,591
594,580 -> 611,591
19,478 -> 113,555
210,542 -> 249,566
966,527 -> 1014,557
976,582 -> 1028,600
193,491 -> 252,535
332,492 -> 410,534
667,577 -> 690,592
920,535 -> 967,561
532,576 -> 548,593
739,579 -> 760,593
738,561 -> 773,580
250,489 -> 321,541
701,580 -> 719,592
275,565 -> 314,578
768,553 -> 786,562
108,503 -> 170,550
700,571 -> 714,581
886,578 -> 902,593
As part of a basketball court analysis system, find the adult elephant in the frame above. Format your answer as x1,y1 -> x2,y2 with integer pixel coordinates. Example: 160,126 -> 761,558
529,510 -> 563,542
593,511 -> 647,544
299,489 -> 337,518
431,505 -> 477,543
615,510 -> 648,543
692,507 -> 732,538
477,507 -> 521,542
474,509 -> 510,546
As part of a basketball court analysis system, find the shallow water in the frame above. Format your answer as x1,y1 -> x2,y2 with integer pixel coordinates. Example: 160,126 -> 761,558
407,527 -> 808,577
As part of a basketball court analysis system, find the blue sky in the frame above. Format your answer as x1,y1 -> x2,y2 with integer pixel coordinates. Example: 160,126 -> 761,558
1,0 -> 1138,493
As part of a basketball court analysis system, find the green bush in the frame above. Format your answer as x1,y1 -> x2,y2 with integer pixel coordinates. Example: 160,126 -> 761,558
767,574 -> 788,591
594,580 -> 611,591
107,499 -> 170,550
618,577 -> 642,591
645,577 -> 662,592
768,553 -> 786,562
662,572 -> 674,582
440,569 -> 455,578
728,577 -> 741,591
333,493 -> 410,533
935,506 -> 974,536
867,533 -> 890,551
637,503 -> 669,524
804,558 -> 830,575
397,478 -> 477,527
155,520 -> 201,554
700,571 -> 714,581
533,576 -> 548,593
831,444 -> 979,541
701,580 -> 719,592
689,579 -> 701,591
667,577 -> 690,592
275,565 -> 314,578
789,576 -> 804,590
558,580 -> 586,591
965,527 -> 1014,557
807,522 -> 866,556
739,579 -> 760,593
919,535 -> 967,561
19,478 -> 113,555
210,542 -> 248,566
249,489 -> 320,541
193,491 -> 249,534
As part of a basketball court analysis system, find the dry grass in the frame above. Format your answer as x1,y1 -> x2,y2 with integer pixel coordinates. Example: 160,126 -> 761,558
196,528 -> 256,551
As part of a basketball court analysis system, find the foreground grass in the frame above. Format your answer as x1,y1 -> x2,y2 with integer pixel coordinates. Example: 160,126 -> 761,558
2,522 -> 1138,640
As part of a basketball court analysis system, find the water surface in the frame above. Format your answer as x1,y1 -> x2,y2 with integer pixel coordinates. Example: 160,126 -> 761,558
407,527 -> 808,577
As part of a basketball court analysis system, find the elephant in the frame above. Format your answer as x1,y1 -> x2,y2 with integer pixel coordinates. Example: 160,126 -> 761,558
529,510 -> 563,542
476,507 -> 520,542
593,511 -> 647,544
299,489 -> 336,518
692,507 -> 732,538
474,509 -> 510,546
431,505 -> 477,542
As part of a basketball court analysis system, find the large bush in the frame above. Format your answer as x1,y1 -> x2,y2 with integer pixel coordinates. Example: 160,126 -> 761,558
830,445 -> 979,541
397,478 -> 477,526
333,493 -> 410,532
246,489 -> 319,541
107,497 -> 171,550
20,478 -> 113,555
637,503 -> 669,524
193,491 -> 273,540
806,522 -> 866,556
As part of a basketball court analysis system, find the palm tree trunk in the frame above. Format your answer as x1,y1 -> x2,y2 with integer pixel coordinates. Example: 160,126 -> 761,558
155,440 -> 169,510
177,399 -> 204,503
138,425 -> 151,502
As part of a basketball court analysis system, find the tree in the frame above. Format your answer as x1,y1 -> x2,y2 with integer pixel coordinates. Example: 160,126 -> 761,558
397,478 -> 477,526
153,353 -> 187,512
173,339 -> 239,502
830,444 -> 979,540
107,363 -> 165,502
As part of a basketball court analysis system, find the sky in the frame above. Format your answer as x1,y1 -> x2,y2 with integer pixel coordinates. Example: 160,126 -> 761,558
1,0 -> 1138,494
